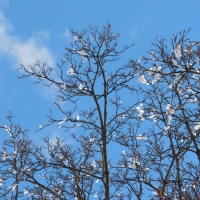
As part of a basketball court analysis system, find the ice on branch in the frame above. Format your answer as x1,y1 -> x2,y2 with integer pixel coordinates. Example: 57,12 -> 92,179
172,59 -> 178,66
196,56 -> 200,64
22,165 -> 31,172
128,157 -> 140,169
152,191 -> 158,195
147,68 -> 153,75
169,83 -> 173,89
152,73 -> 161,84
149,50 -> 156,60
193,131 -> 197,137
74,36 -> 79,41
90,138 -> 95,142
136,134 -> 148,140
62,83 -> 66,91
194,97 -> 198,103
168,115 -> 172,124
39,124 -> 43,128
3,125 -> 12,137
147,65 -> 162,84
67,67 -> 74,75
171,73 -> 181,86
2,150 -> 9,161
24,189 -> 29,194
58,118 -> 66,125
62,57 -> 67,62
174,44 -> 182,58
149,111 -> 158,120
148,65 -> 162,76
119,114 -> 125,119
164,125 -> 170,131
166,104 -> 175,114
59,97 -> 64,101
9,183 -> 18,191
138,75 -> 149,85
186,61 -> 193,68
0,178 -> 2,186
91,160 -> 96,168
171,59 -> 182,69
168,109 -> 174,114
80,39 -> 88,47
166,104 -> 171,110
76,115 -> 80,121
78,83 -> 83,90
76,50 -> 88,56
194,122 -> 200,131
137,57 -> 141,63
136,104 -> 145,120
156,66 -> 162,71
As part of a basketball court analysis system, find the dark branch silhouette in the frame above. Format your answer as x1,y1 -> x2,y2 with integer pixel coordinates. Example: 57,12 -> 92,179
0,24 -> 199,199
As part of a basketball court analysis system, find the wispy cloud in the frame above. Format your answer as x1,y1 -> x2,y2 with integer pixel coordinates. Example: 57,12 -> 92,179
63,28 -> 71,40
0,12 -> 54,68
128,29 -> 138,39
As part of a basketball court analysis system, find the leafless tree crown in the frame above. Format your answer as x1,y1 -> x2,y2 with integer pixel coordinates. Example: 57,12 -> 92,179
0,24 -> 199,199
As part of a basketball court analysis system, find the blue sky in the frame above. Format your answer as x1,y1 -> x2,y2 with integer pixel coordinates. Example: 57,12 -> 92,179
1,0 -> 200,129
0,0 -> 200,197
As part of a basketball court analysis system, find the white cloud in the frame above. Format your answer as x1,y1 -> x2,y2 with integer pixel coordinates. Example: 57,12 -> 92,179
0,12 -> 54,68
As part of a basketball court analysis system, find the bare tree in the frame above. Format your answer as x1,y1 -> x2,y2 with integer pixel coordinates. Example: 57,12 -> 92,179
117,29 -> 200,200
0,24 -> 200,199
